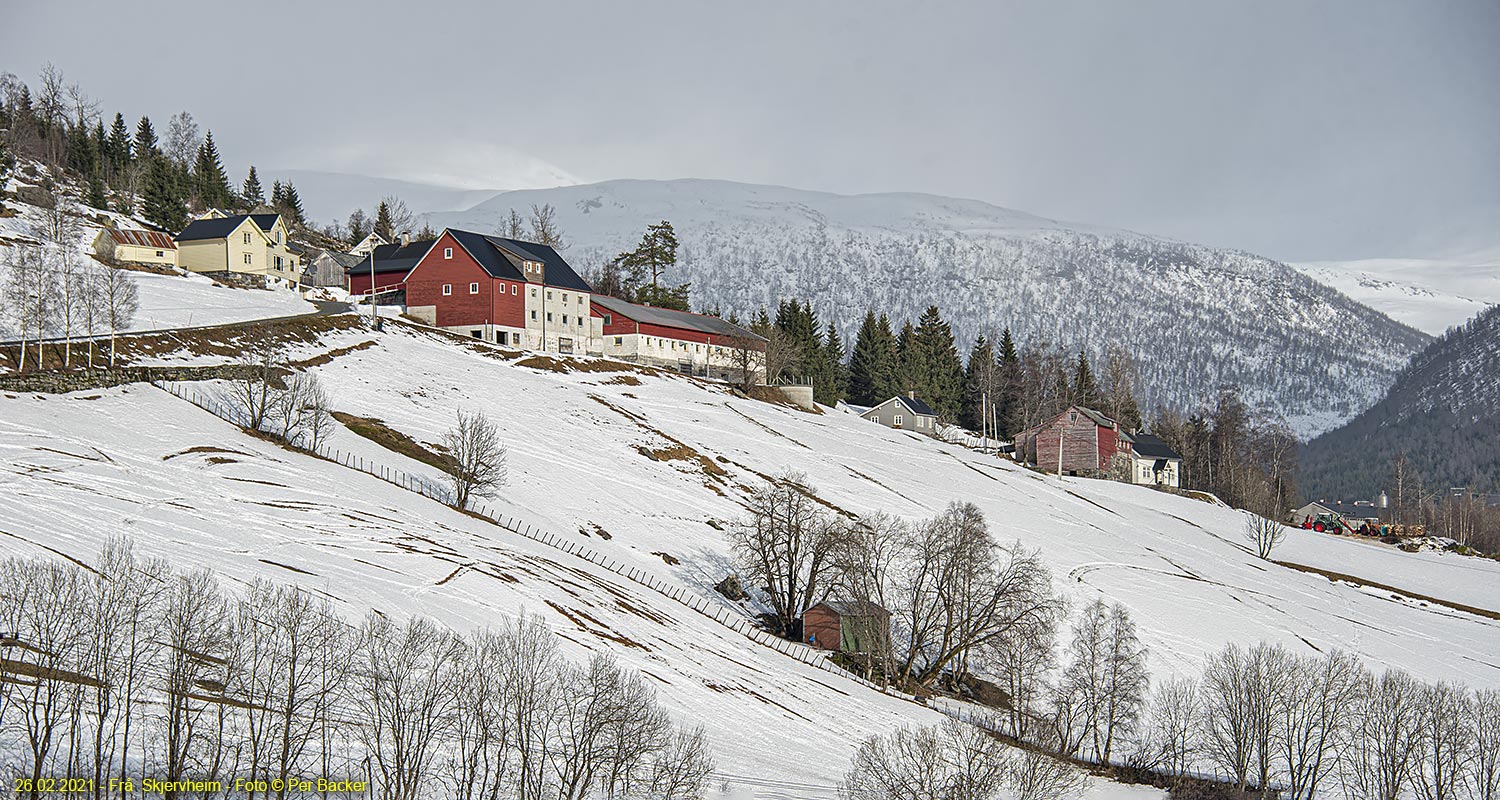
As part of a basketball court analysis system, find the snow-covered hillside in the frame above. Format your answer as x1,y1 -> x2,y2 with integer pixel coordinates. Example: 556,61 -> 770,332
1293,247 -> 1500,335
0,166 -> 318,341
3,321 -> 1496,795
427,180 -> 1430,437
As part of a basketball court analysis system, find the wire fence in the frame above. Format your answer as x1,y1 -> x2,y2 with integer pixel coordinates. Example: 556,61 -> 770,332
152,380 -> 916,705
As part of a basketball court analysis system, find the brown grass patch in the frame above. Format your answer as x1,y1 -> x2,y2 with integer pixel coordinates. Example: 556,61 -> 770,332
651,551 -> 681,566
1276,560 -> 1500,620
330,411 -> 450,471
635,443 -> 728,477
290,339 -> 377,368
163,445 -> 250,460
603,374 -> 642,386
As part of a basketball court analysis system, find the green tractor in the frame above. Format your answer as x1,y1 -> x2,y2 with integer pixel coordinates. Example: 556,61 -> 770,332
1305,512 -> 1348,534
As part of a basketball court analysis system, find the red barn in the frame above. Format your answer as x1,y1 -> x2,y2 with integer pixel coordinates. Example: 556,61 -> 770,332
1017,405 -> 1134,476
402,229 -> 595,352
802,600 -> 891,655
591,295 -> 765,380
346,238 -> 435,296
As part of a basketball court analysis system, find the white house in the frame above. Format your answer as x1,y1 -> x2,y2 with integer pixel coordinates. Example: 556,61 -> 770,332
1125,432 -> 1183,488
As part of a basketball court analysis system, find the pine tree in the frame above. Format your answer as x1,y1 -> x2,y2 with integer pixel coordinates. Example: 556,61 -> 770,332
133,116 -> 158,162
141,156 -> 187,231
374,200 -> 394,240
240,166 -> 264,207
192,131 -> 232,209
107,113 -> 131,176
814,322 -> 848,405
1073,349 -> 1101,410
280,183 -> 304,224
996,327 -> 1022,439
615,220 -> 686,308
909,306 -> 965,420
894,320 -> 917,398
270,180 -> 286,208
848,310 -> 897,405
85,174 -> 108,210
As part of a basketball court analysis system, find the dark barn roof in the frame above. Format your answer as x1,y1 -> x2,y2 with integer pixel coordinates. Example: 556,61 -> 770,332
1130,432 -> 1182,460
175,213 -> 282,242
352,239 -> 437,274
446,229 -> 592,292
814,599 -> 890,618
591,295 -> 764,340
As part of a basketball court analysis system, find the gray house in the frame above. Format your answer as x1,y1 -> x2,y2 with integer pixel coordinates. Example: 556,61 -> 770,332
301,248 -> 364,288
861,392 -> 939,435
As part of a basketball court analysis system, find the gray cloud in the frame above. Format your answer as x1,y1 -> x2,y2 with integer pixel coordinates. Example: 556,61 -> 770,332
5,0 -> 1497,260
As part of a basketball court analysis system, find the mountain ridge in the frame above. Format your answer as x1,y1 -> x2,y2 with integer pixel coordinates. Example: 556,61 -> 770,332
428,178 -> 1430,437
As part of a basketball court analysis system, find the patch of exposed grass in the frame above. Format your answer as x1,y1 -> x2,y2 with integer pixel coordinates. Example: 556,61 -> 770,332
330,411 -> 450,471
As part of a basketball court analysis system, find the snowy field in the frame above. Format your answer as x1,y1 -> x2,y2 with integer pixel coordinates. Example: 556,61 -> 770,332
3,324 -> 1499,793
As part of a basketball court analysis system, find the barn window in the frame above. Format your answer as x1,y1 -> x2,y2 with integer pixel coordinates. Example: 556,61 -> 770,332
547,313 -> 553,322
614,336 -> 623,346
531,287 -> 538,297
444,248 -> 453,259
442,284 -> 452,296
512,284 -> 518,295
603,314 -> 612,326
547,291 -> 553,300
1069,411 -> 1078,422
563,314 -> 569,324
470,330 -> 481,338
530,310 -> 537,320
469,282 -> 479,294
894,414 -> 903,426
156,250 -> 164,257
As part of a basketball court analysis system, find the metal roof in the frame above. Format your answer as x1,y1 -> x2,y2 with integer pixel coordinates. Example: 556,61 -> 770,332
816,599 -> 890,618
1130,432 -> 1182,460
446,229 -> 593,292
350,239 -> 437,274
175,213 -> 282,242
104,228 -> 176,249
591,295 -> 764,340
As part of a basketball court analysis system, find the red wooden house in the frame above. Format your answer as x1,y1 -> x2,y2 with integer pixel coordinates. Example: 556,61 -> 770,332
347,238 -> 436,296
1016,405 -> 1134,475
402,229 -> 595,352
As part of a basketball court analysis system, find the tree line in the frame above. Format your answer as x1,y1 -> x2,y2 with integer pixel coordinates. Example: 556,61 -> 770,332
1,65 -> 305,234
0,540 -> 714,800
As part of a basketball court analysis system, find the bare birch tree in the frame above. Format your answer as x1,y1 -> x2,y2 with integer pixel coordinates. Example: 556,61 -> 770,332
728,470 -> 846,636
442,409 -> 508,509
1341,668 -> 1424,800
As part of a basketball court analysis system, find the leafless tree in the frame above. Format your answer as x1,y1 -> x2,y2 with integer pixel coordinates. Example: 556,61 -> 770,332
502,208 -> 527,240
380,196 -> 415,238
648,726 -> 716,800
728,470 -> 846,636
102,267 -> 138,368
41,201 -> 84,368
760,326 -> 802,386
835,512 -> 906,682
1277,649 -> 1362,800
1053,599 -> 1148,762
226,332 -> 285,431
839,720 -> 1010,800
442,409 -> 509,509
164,111 -> 201,168
349,613 -> 463,800
984,591 -> 1061,740
721,332 -> 768,391
527,203 -> 565,249
1132,676 -> 1200,778
1201,642 -> 1280,792
0,558 -> 86,799
1413,682 -> 1473,800
893,503 -> 1060,689
1471,690 -> 1500,800
4,243 -> 55,372
160,569 -> 231,798
1242,508 -> 1287,561
272,371 -> 331,449
1340,668 -> 1423,800
1009,748 -> 1091,800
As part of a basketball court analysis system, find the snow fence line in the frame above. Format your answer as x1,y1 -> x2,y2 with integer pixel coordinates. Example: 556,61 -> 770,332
151,380 -> 918,705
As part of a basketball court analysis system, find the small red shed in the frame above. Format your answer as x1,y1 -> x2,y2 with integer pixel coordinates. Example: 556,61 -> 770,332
1016,405 -> 1131,475
802,600 -> 891,655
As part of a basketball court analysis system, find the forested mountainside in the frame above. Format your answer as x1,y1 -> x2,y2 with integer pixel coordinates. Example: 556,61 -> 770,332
1301,303 -> 1500,501
428,179 -> 1428,437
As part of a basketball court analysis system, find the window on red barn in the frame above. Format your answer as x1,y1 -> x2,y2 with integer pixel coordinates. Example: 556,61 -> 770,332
469,282 -> 479,294
442,284 -> 452,296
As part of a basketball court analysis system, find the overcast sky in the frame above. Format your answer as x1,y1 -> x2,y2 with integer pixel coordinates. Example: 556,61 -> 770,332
5,0 -> 1498,260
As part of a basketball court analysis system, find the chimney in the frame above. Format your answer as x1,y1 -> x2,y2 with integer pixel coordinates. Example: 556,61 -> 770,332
400,232 -> 410,247
907,390 -> 915,399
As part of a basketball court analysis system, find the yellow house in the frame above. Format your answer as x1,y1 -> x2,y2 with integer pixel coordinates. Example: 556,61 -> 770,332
175,213 -> 300,279
92,228 -> 178,268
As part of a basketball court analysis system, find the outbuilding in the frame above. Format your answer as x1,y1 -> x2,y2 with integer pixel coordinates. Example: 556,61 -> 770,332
802,600 -> 890,655
590,295 -> 765,380
92,227 -> 178,269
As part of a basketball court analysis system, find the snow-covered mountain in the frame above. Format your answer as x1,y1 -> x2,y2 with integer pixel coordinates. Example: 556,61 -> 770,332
267,169 -> 506,229
1293,247 -> 1500,336
428,179 -> 1430,437
1301,303 -> 1500,501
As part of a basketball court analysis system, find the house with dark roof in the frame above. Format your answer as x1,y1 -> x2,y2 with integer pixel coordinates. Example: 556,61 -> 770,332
174,213 -> 299,280
300,247 -> 364,289
91,227 -> 177,268
403,229 -> 596,353
1016,405 -> 1133,476
1125,432 -> 1183,488
860,392 -> 940,435
347,238 -> 436,297
590,295 -> 765,380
